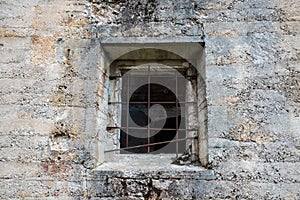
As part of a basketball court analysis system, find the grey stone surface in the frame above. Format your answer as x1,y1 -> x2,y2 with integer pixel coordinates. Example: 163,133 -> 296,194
0,0 -> 299,199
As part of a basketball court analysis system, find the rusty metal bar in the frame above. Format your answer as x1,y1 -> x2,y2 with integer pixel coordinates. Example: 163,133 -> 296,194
126,75 -> 129,148
147,65 -> 150,153
122,74 -> 179,77
109,101 -> 197,104
105,136 -> 197,153
175,71 -> 179,158
120,127 -> 198,131
125,75 -> 179,78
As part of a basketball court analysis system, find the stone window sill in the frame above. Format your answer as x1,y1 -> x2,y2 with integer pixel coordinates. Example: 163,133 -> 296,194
93,154 -> 215,180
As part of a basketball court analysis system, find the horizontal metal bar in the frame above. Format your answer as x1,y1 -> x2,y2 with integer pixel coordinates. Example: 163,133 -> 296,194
108,101 -> 197,104
127,102 -> 178,104
124,74 -> 178,77
104,136 -> 197,153
120,127 -> 197,131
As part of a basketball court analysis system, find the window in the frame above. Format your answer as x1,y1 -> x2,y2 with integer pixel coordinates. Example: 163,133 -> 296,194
119,65 -> 190,154
102,44 -> 207,166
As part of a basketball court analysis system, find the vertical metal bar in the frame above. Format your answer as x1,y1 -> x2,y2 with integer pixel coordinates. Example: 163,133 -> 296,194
147,65 -> 150,153
126,75 -> 129,149
184,77 -> 189,159
175,71 -> 178,158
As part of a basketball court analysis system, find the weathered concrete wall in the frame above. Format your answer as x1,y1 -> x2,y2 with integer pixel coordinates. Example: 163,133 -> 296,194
0,0 -> 299,199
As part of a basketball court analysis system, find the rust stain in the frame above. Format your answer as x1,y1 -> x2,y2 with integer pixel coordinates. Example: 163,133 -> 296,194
66,49 -> 71,65
50,93 -> 66,106
213,96 -> 240,106
228,120 -> 278,144
42,162 -> 71,178
50,120 -> 78,138
59,12 -> 91,39
207,30 -> 238,37
34,5 -> 43,14
32,18 -> 45,30
102,70 -> 107,85
68,16 -> 90,27
0,27 -> 21,37
31,35 -> 56,65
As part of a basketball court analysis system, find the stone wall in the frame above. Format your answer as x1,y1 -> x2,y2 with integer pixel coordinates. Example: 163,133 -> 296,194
0,0 -> 299,199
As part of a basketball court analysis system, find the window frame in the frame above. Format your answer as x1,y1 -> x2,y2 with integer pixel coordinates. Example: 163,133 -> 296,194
100,41 -> 207,166
107,62 -> 199,161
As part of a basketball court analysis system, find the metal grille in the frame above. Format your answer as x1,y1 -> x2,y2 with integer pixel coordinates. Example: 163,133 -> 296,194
106,66 -> 197,157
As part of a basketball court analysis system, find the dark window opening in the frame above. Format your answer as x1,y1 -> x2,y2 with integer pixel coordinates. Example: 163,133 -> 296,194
120,66 -> 187,154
